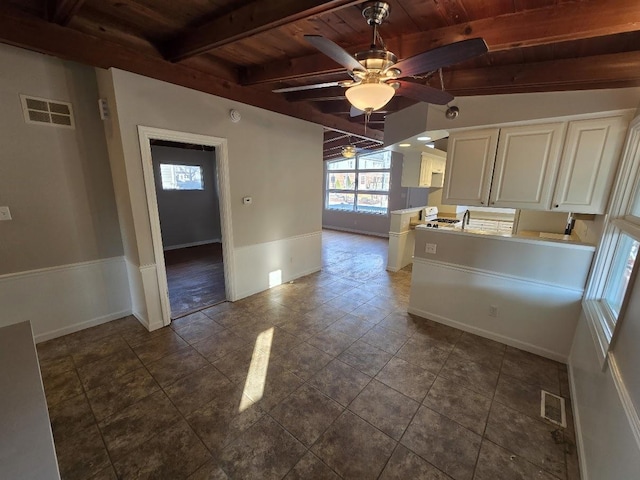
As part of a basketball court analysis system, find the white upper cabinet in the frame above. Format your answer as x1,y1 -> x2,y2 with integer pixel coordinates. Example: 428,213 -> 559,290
552,115 -> 628,214
489,123 -> 565,209
442,114 -> 629,213
401,149 -> 446,188
443,128 -> 499,206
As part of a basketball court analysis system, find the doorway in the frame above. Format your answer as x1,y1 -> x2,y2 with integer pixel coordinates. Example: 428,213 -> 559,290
150,140 -> 225,318
138,126 -> 235,326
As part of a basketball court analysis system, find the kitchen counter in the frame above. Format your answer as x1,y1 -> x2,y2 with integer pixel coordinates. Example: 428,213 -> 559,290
413,227 -> 595,289
388,206 -> 428,271
409,226 -> 596,360
0,321 -> 60,480
415,224 -> 593,248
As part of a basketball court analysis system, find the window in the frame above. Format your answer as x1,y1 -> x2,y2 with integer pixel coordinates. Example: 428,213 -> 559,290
325,150 -> 391,215
584,116 -> 640,363
160,164 -> 204,190
601,233 -> 639,320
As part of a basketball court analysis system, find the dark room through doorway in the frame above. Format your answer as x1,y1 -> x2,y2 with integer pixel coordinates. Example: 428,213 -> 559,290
150,139 -> 226,318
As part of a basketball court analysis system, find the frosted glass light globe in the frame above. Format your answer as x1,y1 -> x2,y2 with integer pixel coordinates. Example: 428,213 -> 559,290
345,82 -> 395,111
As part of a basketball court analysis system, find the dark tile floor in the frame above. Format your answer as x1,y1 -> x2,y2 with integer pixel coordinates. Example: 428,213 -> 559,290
165,243 -> 226,319
37,230 -> 580,479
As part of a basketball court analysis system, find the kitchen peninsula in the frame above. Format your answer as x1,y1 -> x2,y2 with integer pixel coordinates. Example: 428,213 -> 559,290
408,226 -> 596,361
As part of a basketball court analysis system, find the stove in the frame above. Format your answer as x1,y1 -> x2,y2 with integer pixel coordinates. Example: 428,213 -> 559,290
421,207 -> 462,229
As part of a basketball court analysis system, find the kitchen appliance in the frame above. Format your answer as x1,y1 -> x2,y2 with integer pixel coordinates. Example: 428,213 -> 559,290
422,206 -> 462,229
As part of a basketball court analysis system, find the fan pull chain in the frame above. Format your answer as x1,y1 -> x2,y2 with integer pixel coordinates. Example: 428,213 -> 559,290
376,29 -> 386,50
439,68 -> 445,91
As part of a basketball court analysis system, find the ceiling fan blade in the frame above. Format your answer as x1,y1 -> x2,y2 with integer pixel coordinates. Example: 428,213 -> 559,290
350,105 -> 364,117
304,35 -> 364,72
272,81 -> 342,93
396,81 -> 454,105
393,38 -> 488,77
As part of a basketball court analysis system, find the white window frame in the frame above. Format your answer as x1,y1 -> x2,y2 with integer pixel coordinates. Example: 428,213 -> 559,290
583,114 -> 640,367
325,150 -> 391,215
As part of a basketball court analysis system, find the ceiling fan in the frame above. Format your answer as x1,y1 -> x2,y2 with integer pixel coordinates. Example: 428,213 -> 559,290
273,1 -> 488,115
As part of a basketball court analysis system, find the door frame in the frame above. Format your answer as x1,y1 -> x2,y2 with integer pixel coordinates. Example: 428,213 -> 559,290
137,125 -> 236,326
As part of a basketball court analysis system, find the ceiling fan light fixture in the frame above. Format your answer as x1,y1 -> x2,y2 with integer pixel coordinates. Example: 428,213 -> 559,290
345,82 -> 395,112
342,145 -> 357,158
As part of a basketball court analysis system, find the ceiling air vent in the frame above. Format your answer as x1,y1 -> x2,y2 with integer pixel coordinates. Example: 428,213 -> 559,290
20,95 -> 75,129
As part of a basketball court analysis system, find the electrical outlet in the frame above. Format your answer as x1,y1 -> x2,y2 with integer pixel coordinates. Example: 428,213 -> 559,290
425,243 -> 437,254
0,206 -> 12,221
489,305 -> 498,317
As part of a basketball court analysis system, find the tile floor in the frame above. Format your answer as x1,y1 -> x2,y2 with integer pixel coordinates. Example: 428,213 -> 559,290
164,243 -> 226,319
37,230 -> 580,479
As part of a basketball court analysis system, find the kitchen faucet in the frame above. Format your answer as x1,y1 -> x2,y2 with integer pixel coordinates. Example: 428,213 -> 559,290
462,209 -> 471,230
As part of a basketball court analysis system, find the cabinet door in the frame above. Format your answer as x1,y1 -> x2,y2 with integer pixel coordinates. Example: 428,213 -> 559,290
419,152 -> 445,187
552,116 -> 628,214
489,123 -> 565,210
443,128 -> 499,206
400,151 -> 422,188
418,154 -> 432,186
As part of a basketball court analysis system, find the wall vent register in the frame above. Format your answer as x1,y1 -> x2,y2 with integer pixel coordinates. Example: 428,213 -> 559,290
20,95 -> 75,128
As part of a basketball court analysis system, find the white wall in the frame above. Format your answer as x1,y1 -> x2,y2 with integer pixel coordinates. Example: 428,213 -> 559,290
409,229 -> 595,361
0,44 -> 130,339
516,210 -> 568,234
569,313 -> 640,480
151,145 -> 221,249
569,252 -> 640,479
431,89 -> 640,131
97,68 -> 324,328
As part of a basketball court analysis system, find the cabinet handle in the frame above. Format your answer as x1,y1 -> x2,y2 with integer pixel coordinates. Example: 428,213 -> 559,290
480,201 -> 484,205
555,204 -> 559,208
491,201 -> 495,205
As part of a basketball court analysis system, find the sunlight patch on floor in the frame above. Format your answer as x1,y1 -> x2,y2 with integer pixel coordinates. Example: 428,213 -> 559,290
238,327 -> 274,412
269,269 -> 282,288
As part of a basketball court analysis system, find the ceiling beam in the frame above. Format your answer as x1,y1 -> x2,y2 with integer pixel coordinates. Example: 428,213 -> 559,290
323,134 -> 377,148
165,0 -> 368,62
324,132 -> 349,143
47,0 -> 85,25
243,0 -> 640,85
0,6 -> 382,141
286,87 -> 347,102
438,50 -> 640,96
289,50 -> 640,104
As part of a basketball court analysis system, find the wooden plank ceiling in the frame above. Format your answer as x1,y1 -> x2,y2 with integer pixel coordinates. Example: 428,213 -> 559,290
2,0 -> 640,160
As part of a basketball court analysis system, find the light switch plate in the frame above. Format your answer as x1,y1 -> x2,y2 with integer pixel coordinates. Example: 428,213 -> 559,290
242,196 -> 252,205
0,206 -> 12,221
425,243 -> 437,254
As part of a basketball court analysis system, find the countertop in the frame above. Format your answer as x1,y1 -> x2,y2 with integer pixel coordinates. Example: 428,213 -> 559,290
0,321 -> 61,480
415,223 -> 594,249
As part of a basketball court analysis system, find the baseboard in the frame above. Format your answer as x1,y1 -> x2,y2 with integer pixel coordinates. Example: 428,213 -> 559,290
407,306 -> 568,363
163,239 -> 220,251
322,225 -> 389,238
34,309 -> 132,343
568,362 -> 589,480
388,231 -> 410,238
235,265 -> 321,300
233,231 -> 322,302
